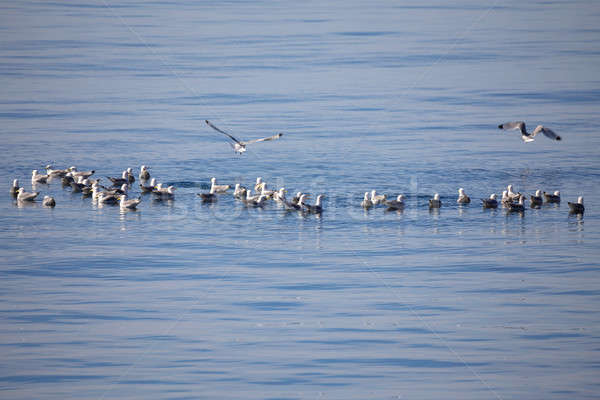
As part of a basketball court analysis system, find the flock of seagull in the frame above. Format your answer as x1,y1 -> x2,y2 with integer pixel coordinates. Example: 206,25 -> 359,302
10,165 -> 173,210
358,185 -> 584,214
197,176 -> 324,213
9,164 -> 585,215
7,119 -> 585,215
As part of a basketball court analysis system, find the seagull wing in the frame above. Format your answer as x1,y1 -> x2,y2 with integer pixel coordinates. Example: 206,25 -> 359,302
241,133 -> 283,145
205,120 -> 243,144
532,125 -> 562,141
498,121 -> 527,135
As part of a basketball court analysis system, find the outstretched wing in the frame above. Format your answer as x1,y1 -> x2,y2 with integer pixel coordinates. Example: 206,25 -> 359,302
532,125 -> 561,141
498,121 -> 527,135
205,120 -> 242,144
241,133 -> 283,145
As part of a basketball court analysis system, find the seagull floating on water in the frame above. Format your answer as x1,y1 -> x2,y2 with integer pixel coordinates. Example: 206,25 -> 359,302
10,179 -> 19,197
284,194 -> 305,211
140,178 -> 157,193
481,193 -> 498,208
31,170 -> 48,184
120,195 -> 142,210
361,192 -> 373,209
210,177 -> 230,193
530,190 -> 543,207
125,168 -> 135,184
273,188 -> 287,202
568,196 -> 584,214
507,195 -> 525,212
205,120 -> 283,154
17,188 -> 40,202
506,185 -> 521,202
543,190 -> 560,203
457,188 -> 470,204
198,186 -> 217,202
233,183 -> 247,199
429,193 -> 441,208
42,196 -> 56,207
302,194 -> 324,214
152,183 -> 175,199
98,192 -> 119,205
107,171 -> 129,187
384,194 -> 405,210
69,167 -> 95,180
370,190 -> 386,205
46,165 -> 69,177
498,121 -> 562,143
139,165 -> 150,181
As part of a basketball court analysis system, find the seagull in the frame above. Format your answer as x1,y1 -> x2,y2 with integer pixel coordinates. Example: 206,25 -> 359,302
45,165 -> 69,177
17,188 -> 39,202
243,189 -> 262,203
61,175 -> 74,186
246,194 -> 268,207
210,177 -> 231,193
125,167 -> 135,184
120,195 -> 142,210
98,192 -> 119,205
291,191 -> 303,205
100,183 -> 128,196
152,183 -> 175,199
370,190 -> 387,205
69,167 -> 95,179
42,195 -> 56,207
457,188 -> 470,204
284,194 -> 304,211
31,170 -> 48,184
568,196 -> 585,214
273,188 -> 287,202
107,171 -> 128,187
543,190 -> 561,203
481,193 -> 498,208
530,190 -> 543,207
361,192 -> 373,209
507,195 -> 525,212
498,121 -> 562,142
501,190 -> 512,206
302,194 -> 324,214
198,186 -> 217,202
233,183 -> 247,199
254,177 -> 264,192
205,120 -> 283,154
70,176 -> 89,192
384,194 -> 405,210
139,165 -> 150,181
429,193 -> 441,208
10,179 -> 19,197
260,186 -> 275,199
506,185 -> 521,201
140,178 -> 157,193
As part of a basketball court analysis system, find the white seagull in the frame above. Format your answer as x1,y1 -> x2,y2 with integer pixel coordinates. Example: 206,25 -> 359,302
205,120 -> 283,154
498,121 -> 562,143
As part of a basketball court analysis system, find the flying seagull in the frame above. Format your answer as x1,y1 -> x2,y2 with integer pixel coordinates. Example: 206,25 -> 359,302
498,121 -> 562,142
205,120 -> 283,154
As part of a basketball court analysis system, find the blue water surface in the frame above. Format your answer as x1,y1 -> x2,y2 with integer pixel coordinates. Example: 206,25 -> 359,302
1,1 -> 600,399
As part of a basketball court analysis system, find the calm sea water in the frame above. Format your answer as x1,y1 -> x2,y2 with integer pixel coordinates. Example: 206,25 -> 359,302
1,1 -> 600,399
